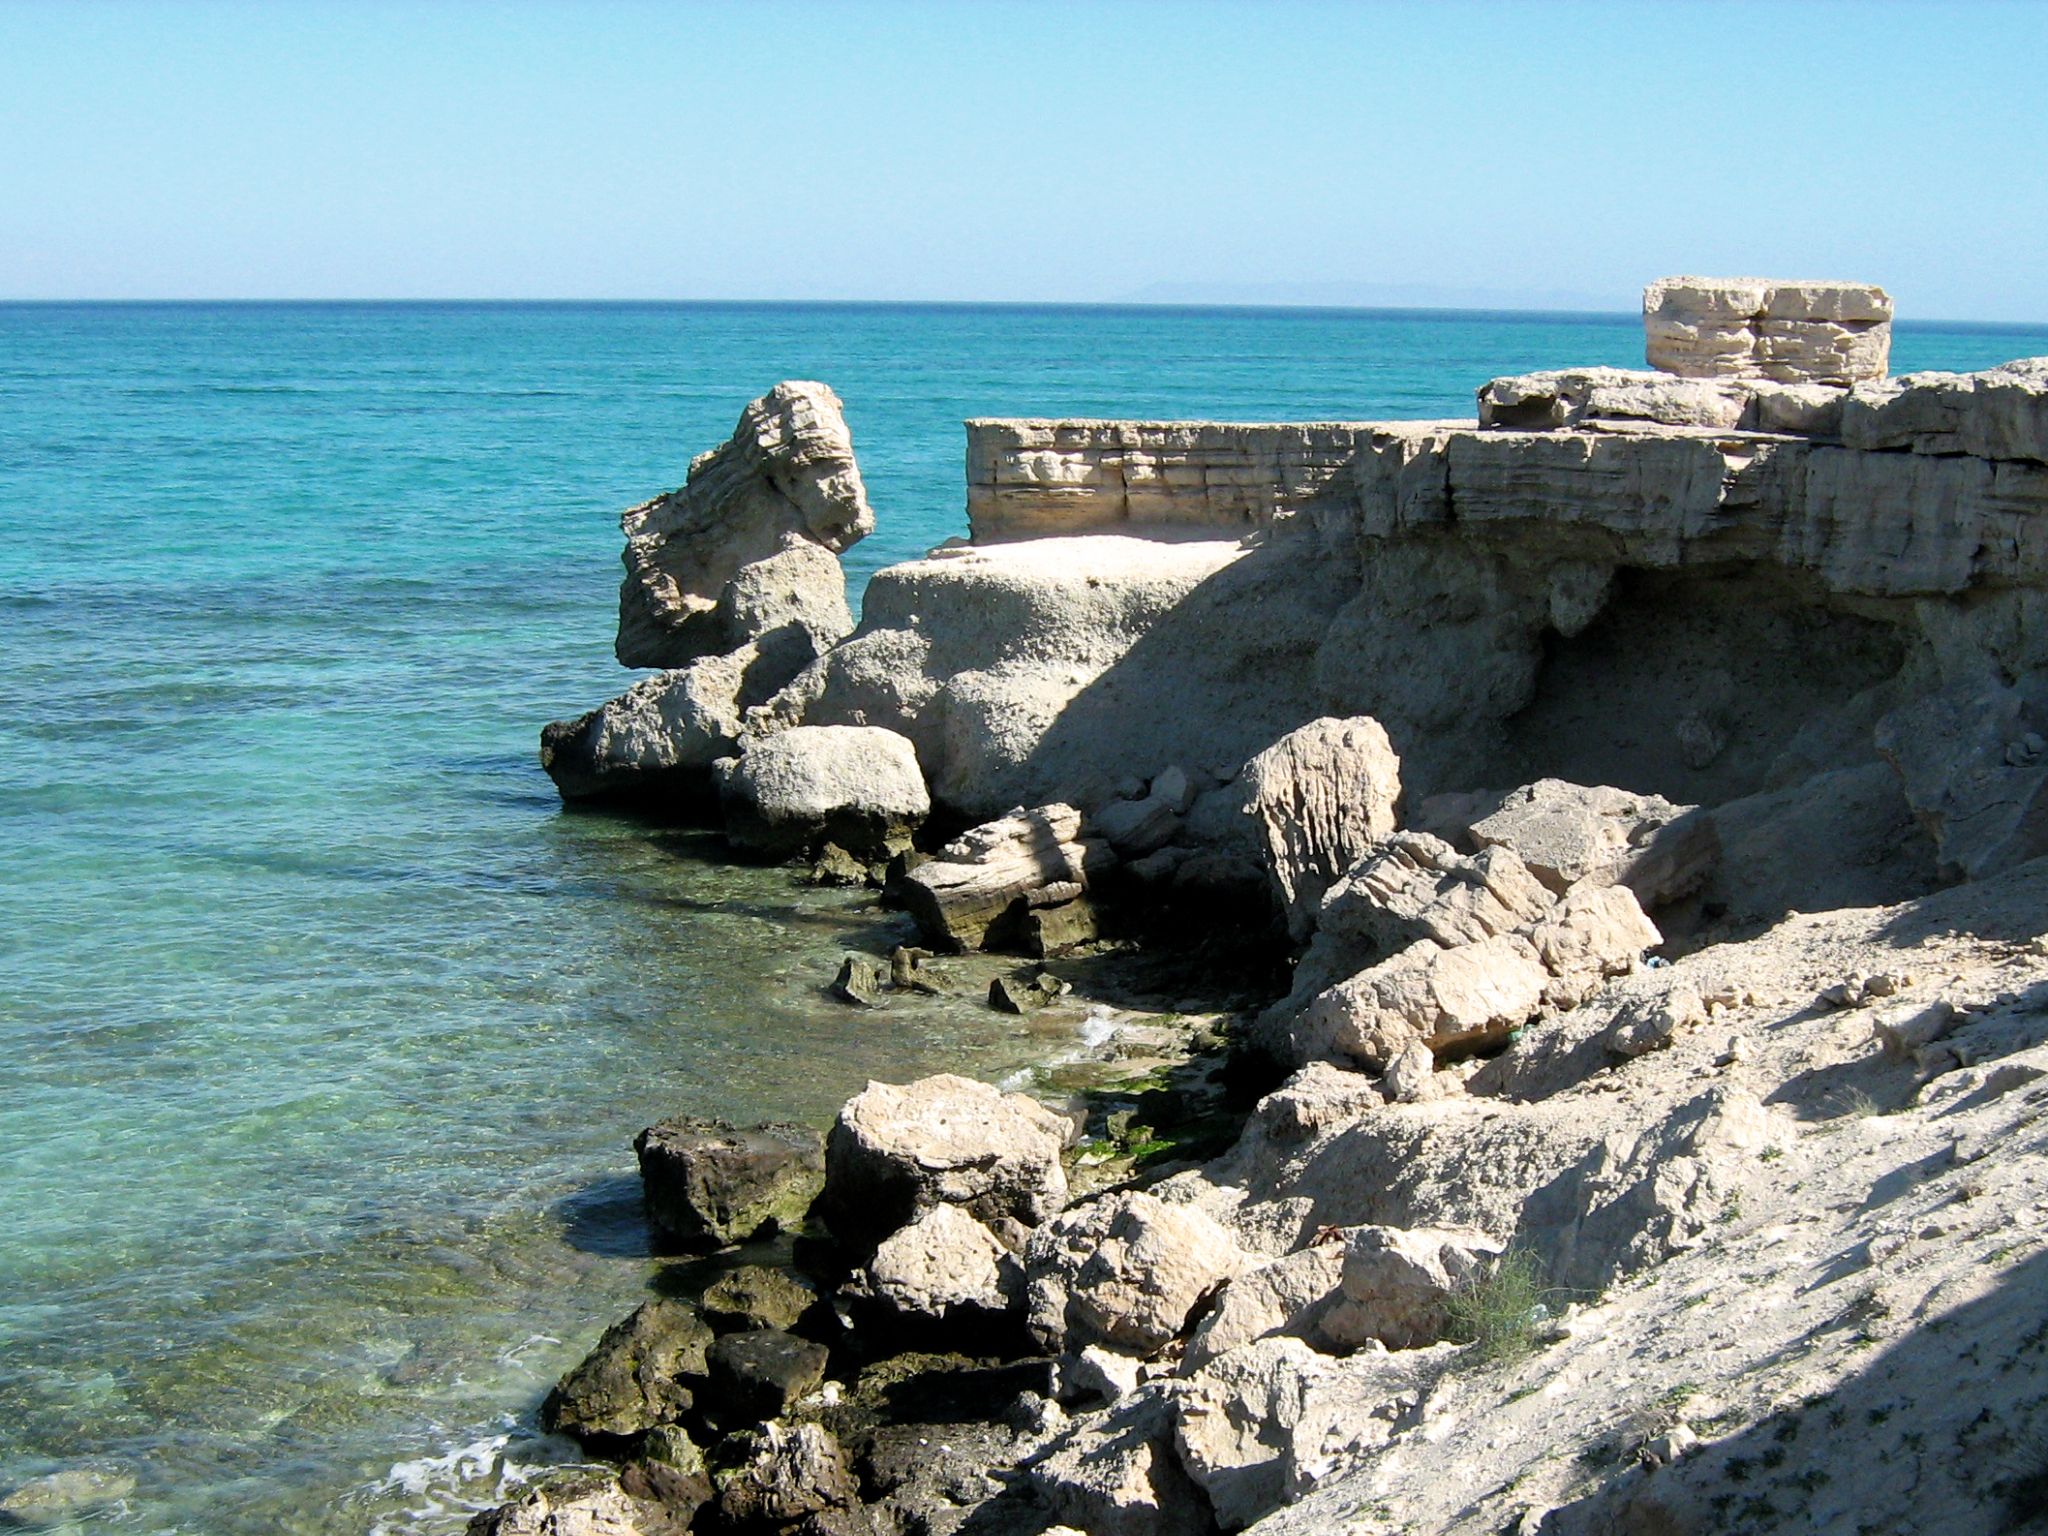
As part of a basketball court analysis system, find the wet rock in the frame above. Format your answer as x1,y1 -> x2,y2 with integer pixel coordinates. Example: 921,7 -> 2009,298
888,945 -> 943,995
619,1425 -> 713,1523
704,1329 -> 830,1424
989,970 -> 1069,1014
634,1117 -> 824,1250
1183,1243 -> 1346,1369
819,1074 -> 1070,1251
901,805 -> 1113,952
1317,1226 -> 1503,1351
617,380 -> 870,670
861,1203 -> 1022,1325
714,725 -> 929,861
1243,716 -> 1403,942
0,1465 -> 137,1528
541,646 -> 762,804
714,1421 -> 859,1527
702,1265 -> 823,1335
542,1298 -> 712,1446
465,1468 -> 688,1536
810,843 -> 870,887
1018,897 -> 1100,958
831,952 -> 888,1008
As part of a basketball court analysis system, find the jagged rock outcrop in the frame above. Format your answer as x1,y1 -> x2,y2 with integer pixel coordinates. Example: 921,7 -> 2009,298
1466,778 -> 1717,903
858,1202 -> 1023,1325
617,382 -> 871,669
1316,1225 -> 1502,1350
541,641 -> 826,805
1024,1190 -> 1250,1356
1642,276 -> 1892,383
712,724 -> 928,860
541,1299 -> 712,1447
543,381 -> 871,805
1876,677 -> 2048,880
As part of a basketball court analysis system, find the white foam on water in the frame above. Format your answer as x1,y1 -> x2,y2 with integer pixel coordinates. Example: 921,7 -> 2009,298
361,1423 -> 591,1536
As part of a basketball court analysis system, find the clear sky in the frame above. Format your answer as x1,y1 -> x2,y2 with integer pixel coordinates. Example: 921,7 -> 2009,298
3,0 -> 2044,319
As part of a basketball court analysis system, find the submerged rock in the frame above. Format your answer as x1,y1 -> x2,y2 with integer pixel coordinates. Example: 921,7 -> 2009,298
830,951 -> 888,1008
0,1465 -> 137,1528
633,1117 -> 824,1249
713,724 -> 929,860
541,1298 -> 711,1446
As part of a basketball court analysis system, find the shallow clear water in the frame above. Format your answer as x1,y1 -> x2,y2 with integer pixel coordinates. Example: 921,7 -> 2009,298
3,302 -> 2045,1533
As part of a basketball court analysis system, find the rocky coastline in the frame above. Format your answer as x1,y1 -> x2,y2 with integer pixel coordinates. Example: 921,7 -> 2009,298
481,277 -> 2048,1536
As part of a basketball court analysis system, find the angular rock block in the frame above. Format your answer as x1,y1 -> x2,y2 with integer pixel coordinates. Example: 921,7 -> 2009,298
542,1299 -> 712,1445
633,1117 -> 824,1249
1243,716 -> 1403,942
901,804 -> 1111,952
1644,276 -> 1892,385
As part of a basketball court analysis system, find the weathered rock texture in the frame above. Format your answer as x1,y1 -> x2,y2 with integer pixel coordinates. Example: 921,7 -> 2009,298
1643,275 -> 1893,383
618,381 -> 871,669
542,381 -> 871,804
711,724 -> 928,859
968,419 -> 1368,541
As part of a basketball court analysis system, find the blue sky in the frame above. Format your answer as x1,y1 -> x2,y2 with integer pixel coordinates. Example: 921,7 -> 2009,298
3,0 -> 2043,318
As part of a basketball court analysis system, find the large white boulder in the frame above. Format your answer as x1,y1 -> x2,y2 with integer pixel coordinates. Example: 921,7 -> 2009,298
819,1074 -> 1069,1252
1316,1225 -> 1503,1351
861,1203 -> 1022,1324
1028,1191 -> 1250,1356
1288,933 -> 1549,1069
712,724 -> 928,859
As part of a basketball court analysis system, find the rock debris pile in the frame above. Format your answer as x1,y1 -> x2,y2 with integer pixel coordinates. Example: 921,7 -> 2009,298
488,278 -> 2048,1536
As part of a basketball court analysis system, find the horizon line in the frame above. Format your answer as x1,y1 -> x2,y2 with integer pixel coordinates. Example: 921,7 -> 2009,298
4,296 -> 2047,330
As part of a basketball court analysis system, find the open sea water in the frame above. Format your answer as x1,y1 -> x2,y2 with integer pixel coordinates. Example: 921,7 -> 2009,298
4,302 -> 2045,1533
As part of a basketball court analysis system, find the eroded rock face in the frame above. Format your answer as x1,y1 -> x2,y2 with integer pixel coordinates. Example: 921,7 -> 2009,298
1288,933 -> 1548,1069
1643,276 -> 1892,384
1842,357 -> 2048,465
1182,1244 -> 1346,1369
1318,833 -> 1554,957
633,1117 -> 823,1249
1467,778 -> 1716,904
1174,1335 -> 1339,1531
1244,716 -> 1403,941
712,1422 -> 857,1527
1877,678 -> 2048,881
819,1074 -> 1069,1252
1025,1387 -> 1213,1536
618,382 -> 870,669
712,724 -> 929,860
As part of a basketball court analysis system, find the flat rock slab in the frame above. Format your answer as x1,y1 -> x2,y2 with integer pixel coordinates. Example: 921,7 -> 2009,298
704,1329 -> 830,1425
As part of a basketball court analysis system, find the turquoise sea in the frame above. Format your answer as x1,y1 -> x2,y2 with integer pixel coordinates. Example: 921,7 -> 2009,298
5,302 -> 2046,1534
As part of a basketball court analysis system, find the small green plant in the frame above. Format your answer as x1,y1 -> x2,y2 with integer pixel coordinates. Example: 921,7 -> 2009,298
1443,1248 -> 1555,1366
